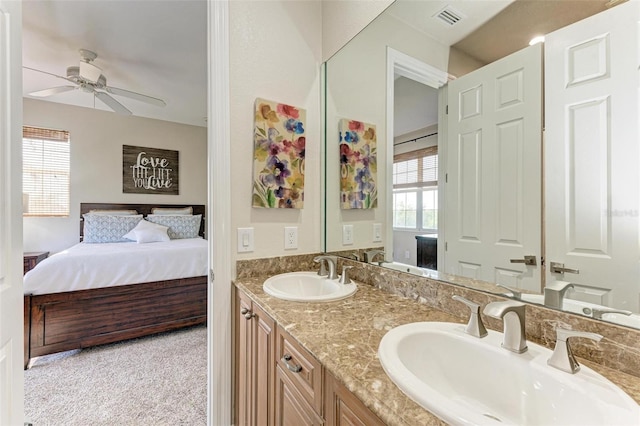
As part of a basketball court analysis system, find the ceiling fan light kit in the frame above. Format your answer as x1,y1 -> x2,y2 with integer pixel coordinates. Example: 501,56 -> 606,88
25,49 -> 166,116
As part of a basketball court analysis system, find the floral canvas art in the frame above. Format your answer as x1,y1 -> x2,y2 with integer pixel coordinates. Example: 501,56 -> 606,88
339,119 -> 377,209
252,98 -> 306,209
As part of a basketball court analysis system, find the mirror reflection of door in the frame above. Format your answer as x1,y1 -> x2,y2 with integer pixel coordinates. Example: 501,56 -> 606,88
392,77 -> 440,269
545,0 -> 640,312
445,43 -> 543,293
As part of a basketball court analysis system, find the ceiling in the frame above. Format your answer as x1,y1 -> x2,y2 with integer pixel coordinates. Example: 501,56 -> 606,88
387,0 -> 515,48
22,0 -> 207,127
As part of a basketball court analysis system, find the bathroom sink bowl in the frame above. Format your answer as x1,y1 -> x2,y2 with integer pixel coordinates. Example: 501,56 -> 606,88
378,322 -> 639,425
263,272 -> 357,302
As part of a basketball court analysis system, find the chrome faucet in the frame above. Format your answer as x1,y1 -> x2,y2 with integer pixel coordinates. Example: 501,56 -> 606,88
452,295 -> 487,338
544,281 -> 575,309
483,300 -> 528,353
496,283 -> 522,300
582,307 -> 633,320
313,255 -> 338,280
363,250 -> 385,264
547,327 -> 602,374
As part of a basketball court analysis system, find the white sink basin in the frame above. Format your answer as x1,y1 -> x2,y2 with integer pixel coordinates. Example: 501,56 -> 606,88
263,271 -> 357,302
378,322 -> 640,425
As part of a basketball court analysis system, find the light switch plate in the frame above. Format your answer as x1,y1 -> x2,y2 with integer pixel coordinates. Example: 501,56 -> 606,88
237,227 -> 254,253
373,223 -> 382,243
342,224 -> 354,245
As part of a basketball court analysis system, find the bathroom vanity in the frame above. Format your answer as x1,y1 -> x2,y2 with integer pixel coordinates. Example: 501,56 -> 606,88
234,285 -> 387,425
233,257 -> 640,425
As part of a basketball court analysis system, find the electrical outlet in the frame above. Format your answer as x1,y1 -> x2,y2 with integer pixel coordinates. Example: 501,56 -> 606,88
404,250 -> 410,259
373,223 -> 382,243
284,226 -> 298,250
237,228 -> 254,253
342,224 -> 354,245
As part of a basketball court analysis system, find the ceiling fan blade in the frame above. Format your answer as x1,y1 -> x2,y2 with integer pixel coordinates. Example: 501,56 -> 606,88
105,86 -> 166,107
23,66 -> 74,83
95,91 -> 132,115
29,86 -> 77,97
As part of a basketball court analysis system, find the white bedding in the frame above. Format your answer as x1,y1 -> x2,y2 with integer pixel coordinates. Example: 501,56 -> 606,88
23,238 -> 208,295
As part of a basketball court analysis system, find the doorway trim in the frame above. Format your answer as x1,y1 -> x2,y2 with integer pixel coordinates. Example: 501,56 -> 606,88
208,0 -> 232,424
385,47 -> 449,266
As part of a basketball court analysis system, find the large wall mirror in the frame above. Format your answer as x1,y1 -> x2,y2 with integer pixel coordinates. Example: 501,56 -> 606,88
324,0 -> 640,330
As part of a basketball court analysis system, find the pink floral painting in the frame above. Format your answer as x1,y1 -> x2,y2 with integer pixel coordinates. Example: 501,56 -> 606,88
339,119 -> 377,209
252,98 -> 306,209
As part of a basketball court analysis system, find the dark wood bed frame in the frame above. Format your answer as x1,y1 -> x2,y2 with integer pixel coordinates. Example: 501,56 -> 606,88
23,203 -> 208,369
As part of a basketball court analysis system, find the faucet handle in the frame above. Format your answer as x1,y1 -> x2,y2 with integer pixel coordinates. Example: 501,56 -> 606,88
452,295 -> 488,338
547,327 -> 602,374
339,265 -> 353,284
496,283 -> 522,299
583,307 -> 633,319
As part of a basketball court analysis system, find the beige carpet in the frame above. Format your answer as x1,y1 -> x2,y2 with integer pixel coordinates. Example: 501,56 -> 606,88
25,325 -> 207,426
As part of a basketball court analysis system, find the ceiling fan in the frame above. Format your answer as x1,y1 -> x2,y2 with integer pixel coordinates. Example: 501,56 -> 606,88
23,49 -> 166,116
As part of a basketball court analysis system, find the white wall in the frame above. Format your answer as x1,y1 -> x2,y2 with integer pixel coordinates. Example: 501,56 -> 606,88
229,1 -> 323,267
23,98 -> 207,253
321,0 -> 393,61
325,11 -> 450,254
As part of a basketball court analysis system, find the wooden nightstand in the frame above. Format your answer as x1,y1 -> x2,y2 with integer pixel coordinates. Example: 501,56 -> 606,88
24,251 -> 49,274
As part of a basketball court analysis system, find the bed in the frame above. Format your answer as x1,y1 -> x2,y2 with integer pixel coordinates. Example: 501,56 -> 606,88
23,203 -> 208,369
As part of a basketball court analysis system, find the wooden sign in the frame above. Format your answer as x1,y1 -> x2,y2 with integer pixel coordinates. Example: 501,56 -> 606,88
123,145 -> 179,195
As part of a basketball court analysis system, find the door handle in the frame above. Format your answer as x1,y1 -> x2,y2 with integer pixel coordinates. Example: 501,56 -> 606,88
550,262 -> 580,274
509,255 -> 537,266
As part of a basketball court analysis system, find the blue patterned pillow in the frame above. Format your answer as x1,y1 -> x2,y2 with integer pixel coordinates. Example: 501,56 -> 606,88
146,214 -> 202,239
83,214 -> 143,243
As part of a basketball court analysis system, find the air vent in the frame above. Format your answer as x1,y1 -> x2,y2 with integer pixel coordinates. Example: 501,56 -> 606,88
434,6 -> 464,26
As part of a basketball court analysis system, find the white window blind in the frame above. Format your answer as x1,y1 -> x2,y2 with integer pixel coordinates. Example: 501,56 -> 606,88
393,146 -> 438,189
22,126 -> 70,217
392,146 -> 438,231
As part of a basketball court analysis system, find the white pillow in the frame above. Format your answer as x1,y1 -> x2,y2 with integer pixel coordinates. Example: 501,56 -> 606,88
150,206 -> 193,215
134,227 -> 170,244
123,219 -> 170,243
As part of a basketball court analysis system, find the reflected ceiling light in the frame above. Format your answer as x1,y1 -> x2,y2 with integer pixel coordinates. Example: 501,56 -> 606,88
529,35 -> 545,45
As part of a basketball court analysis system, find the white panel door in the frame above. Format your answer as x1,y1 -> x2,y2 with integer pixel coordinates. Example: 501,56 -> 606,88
0,0 -> 24,424
446,43 -> 542,292
545,1 -> 640,311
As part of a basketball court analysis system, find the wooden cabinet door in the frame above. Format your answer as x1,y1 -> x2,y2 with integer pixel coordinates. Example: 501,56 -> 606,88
324,370 -> 385,426
253,303 -> 275,426
275,366 -> 324,426
236,288 -> 276,426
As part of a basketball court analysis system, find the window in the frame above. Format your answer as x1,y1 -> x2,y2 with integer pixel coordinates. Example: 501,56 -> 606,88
392,146 -> 438,231
22,126 -> 70,217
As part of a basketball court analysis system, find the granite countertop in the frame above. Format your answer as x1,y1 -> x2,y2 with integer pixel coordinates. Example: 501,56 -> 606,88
234,277 -> 640,426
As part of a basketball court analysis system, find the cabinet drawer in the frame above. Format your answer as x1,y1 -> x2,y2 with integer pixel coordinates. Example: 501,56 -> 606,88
276,325 -> 323,415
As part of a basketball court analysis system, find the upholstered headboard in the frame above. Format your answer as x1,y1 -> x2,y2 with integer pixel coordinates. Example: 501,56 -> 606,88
80,203 -> 206,241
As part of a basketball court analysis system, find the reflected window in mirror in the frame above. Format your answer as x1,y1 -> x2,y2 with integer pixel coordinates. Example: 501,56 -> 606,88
392,147 -> 438,233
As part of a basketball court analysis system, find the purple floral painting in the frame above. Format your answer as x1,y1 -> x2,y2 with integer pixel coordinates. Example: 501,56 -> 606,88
339,119 -> 377,209
252,98 -> 306,209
